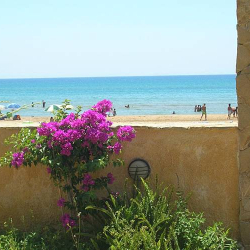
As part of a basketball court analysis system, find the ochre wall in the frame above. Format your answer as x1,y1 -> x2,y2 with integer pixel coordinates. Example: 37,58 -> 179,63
0,126 -> 239,238
237,0 -> 250,247
0,128 -> 61,228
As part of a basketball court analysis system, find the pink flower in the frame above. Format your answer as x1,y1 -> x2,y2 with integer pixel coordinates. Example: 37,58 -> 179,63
57,198 -> 65,207
113,142 -> 122,154
81,174 -> 95,192
117,126 -> 136,142
31,139 -> 36,144
92,99 -> 112,115
23,147 -> 29,153
61,214 -> 76,229
46,167 -> 52,174
82,174 -> 95,186
60,142 -> 73,156
37,122 -> 58,137
107,173 -> 115,184
11,152 -> 24,168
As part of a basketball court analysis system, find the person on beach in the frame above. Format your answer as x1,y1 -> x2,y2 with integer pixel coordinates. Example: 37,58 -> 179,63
113,109 -> 117,116
200,104 -> 207,121
232,106 -> 238,117
42,100 -> 46,108
31,102 -> 34,107
194,105 -> 197,112
50,117 -> 54,122
227,104 -> 233,119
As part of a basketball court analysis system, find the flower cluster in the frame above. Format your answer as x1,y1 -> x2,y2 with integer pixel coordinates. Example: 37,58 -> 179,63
11,152 -> 24,168
37,110 -> 114,157
61,214 -> 76,229
82,174 -> 95,192
107,172 -> 115,184
117,126 -> 136,142
92,99 -> 112,115
35,100 -> 135,159
47,167 -> 52,174
8,99 -> 136,231
57,198 -> 65,207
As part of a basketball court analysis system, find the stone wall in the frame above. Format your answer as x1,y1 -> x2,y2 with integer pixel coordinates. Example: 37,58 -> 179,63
237,0 -> 250,247
0,126 -> 240,238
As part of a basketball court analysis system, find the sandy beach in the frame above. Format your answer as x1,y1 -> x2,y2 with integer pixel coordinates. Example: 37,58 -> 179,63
0,114 -> 238,128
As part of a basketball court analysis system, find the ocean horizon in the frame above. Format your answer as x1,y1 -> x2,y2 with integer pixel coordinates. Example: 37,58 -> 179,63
0,74 -> 237,117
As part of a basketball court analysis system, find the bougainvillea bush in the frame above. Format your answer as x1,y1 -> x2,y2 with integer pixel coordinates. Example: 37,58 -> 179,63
0,100 -> 135,233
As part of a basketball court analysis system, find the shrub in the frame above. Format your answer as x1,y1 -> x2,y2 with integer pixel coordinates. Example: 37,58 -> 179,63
87,180 -> 238,250
0,220 -> 76,250
0,99 -> 135,248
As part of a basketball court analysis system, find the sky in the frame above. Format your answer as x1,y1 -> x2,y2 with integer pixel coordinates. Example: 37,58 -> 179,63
0,0 -> 237,78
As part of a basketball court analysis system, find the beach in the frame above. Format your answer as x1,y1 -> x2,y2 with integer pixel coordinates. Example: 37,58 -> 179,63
0,114 -> 238,128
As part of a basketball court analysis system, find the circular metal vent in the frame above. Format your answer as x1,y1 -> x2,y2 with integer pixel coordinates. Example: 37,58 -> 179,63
128,159 -> 151,180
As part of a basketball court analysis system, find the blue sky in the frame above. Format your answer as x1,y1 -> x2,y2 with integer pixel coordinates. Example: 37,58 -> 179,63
0,0 -> 237,78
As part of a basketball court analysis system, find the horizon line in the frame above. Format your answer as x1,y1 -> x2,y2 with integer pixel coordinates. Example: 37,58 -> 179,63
0,73 -> 236,80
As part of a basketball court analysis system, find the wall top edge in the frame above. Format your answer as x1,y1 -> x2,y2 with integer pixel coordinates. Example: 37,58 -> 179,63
0,124 -> 238,129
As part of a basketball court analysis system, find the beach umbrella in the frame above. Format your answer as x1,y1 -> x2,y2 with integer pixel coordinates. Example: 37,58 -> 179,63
56,104 -> 74,110
0,105 -> 6,110
45,104 -> 61,112
7,103 -> 21,109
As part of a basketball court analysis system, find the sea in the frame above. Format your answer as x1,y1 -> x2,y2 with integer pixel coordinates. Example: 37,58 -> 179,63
0,75 -> 237,117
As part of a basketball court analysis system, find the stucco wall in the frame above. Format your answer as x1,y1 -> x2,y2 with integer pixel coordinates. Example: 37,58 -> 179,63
0,128 -> 61,228
237,0 -> 250,247
0,126 -> 239,238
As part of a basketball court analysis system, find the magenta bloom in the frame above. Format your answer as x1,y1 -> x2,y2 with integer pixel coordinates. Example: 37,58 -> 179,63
82,174 -> 95,186
107,172 -> 115,184
57,198 -> 65,207
61,214 -> 76,229
60,142 -> 73,156
11,152 -> 24,168
23,147 -> 29,153
113,142 -> 122,154
31,139 -> 36,144
46,167 -> 52,174
117,126 -> 136,142
35,101 -> 117,160
92,99 -> 112,115
82,174 -> 95,192
37,122 -> 58,137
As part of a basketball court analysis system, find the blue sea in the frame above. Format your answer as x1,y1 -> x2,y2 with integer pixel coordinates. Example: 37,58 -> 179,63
0,75 -> 237,116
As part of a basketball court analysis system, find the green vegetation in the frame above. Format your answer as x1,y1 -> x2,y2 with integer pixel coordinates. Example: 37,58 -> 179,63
87,179 -> 237,250
0,220 -> 76,250
0,180 -> 238,249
